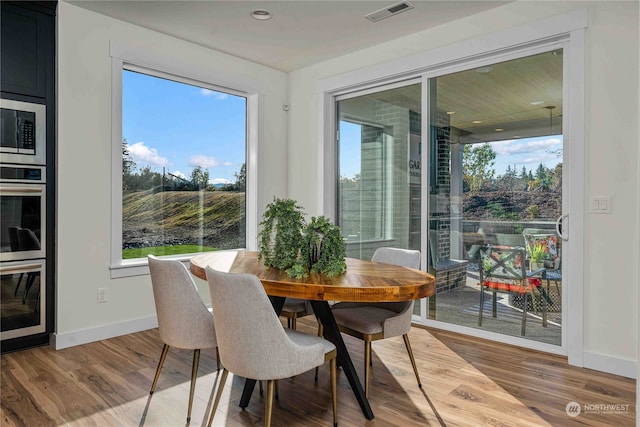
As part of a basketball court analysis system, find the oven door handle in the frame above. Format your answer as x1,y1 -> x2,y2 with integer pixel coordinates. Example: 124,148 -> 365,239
0,263 -> 43,274
0,186 -> 44,193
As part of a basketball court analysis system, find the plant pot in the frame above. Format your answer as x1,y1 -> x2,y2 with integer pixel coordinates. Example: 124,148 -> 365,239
530,261 -> 544,271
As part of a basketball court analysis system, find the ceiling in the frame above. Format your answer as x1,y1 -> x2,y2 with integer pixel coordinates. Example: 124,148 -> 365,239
67,0 -> 562,142
67,0 -> 511,72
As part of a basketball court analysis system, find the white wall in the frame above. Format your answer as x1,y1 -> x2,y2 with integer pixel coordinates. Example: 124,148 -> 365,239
55,3 -> 288,347
288,1 -> 639,376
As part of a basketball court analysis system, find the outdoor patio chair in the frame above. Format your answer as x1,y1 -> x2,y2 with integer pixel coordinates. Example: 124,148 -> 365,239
478,245 -> 551,336
522,228 -> 562,297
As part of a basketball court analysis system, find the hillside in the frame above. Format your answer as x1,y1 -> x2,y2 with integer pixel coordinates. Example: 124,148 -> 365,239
122,190 -> 245,250
463,190 -> 562,221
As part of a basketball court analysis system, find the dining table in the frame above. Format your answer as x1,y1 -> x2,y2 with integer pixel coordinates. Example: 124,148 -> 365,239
189,250 -> 435,420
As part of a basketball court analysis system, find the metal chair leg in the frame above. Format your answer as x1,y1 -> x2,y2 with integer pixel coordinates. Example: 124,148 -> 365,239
150,344 -> 170,395
265,380 -> 275,427
13,273 -> 24,296
521,293 -> 528,336
403,334 -> 422,388
364,340 -> 372,398
330,357 -> 337,427
186,349 -> 200,423
207,368 -> 229,427
478,286 -> 485,326
315,323 -> 323,382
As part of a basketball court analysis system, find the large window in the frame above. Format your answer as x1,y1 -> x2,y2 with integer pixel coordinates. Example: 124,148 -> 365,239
109,46 -> 259,277
120,68 -> 247,261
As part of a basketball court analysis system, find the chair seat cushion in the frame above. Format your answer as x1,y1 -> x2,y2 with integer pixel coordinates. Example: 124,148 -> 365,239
331,306 -> 397,335
285,329 -> 336,355
282,298 -> 308,313
483,278 -> 541,294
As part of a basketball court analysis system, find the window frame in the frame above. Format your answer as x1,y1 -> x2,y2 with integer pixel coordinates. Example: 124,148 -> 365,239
317,10 -> 586,364
109,42 -> 260,278
337,117 -> 390,243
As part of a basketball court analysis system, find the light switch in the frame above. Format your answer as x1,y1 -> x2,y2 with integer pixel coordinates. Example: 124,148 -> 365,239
590,196 -> 611,214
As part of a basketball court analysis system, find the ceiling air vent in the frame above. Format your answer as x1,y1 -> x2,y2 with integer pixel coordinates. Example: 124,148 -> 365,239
365,1 -> 414,23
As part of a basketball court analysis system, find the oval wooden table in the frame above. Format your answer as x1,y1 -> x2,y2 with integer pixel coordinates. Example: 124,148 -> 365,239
190,250 -> 435,420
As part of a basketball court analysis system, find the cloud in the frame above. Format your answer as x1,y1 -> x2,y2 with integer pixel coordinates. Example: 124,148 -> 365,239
490,137 -> 561,156
211,178 -> 232,185
170,170 -> 187,180
190,154 -> 233,168
128,142 -> 169,167
200,88 -> 229,100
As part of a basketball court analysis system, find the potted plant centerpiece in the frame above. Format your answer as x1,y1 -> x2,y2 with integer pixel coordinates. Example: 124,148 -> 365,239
257,197 -> 306,271
257,198 -> 346,279
527,241 -> 546,271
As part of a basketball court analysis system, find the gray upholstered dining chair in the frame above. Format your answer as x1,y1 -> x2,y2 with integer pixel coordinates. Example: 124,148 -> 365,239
147,255 -> 218,423
331,247 -> 422,397
280,298 -> 312,330
205,267 -> 338,427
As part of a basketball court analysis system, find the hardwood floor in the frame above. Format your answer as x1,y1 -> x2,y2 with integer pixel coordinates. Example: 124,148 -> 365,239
2,319 -> 635,426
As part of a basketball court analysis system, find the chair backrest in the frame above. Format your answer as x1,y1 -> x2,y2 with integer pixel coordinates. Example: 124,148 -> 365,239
8,226 -> 20,251
148,255 -> 216,349
372,247 -> 421,269
17,228 -> 40,250
479,245 -> 527,282
206,267 -> 325,380
371,247 -> 421,313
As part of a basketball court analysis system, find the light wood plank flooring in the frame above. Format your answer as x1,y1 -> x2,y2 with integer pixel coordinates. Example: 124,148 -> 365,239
2,319 -> 635,426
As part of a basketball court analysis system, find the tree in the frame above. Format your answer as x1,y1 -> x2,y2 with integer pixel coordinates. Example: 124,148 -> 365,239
462,143 -> 496,191
122,139 -> 137,192
190,166 -> 210,190
234,163 -> 246,191
122,138 -> 137,175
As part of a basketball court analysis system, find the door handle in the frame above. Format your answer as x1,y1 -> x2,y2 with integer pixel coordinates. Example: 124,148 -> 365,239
556,214 -> 568,240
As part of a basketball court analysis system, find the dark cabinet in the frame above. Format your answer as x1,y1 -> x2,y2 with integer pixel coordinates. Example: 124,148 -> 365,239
1,1 -> 56,353
1,2 -> 55,98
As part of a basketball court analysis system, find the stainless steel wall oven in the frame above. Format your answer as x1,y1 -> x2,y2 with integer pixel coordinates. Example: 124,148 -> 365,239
1,119 -> 47,339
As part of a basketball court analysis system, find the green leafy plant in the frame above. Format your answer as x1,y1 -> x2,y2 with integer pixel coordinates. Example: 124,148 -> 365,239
258,198 -> 306,270
527,241 -> 546,262
257,198 -> 346,279
292,216 -> 346,278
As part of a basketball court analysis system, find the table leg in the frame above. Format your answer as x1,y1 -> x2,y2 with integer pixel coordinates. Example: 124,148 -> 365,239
310,300 -> 375,420
238,296 -> 286,409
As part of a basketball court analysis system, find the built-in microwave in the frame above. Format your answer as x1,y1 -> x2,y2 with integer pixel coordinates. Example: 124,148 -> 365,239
1,99 -> 46,165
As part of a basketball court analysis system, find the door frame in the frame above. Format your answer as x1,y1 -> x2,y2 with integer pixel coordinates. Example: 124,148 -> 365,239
317,10 -> 586,366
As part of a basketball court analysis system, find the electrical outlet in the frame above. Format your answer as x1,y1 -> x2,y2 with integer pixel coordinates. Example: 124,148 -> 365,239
97,287 -> 108,303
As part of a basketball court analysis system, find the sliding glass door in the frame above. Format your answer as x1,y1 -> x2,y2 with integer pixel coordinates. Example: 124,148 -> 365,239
427,50 -> 564,346
335,48 -> 565,348
336,82 -> 422,261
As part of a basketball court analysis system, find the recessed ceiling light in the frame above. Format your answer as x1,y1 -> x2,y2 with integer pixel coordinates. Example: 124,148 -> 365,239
472,120 -> 483,124
251,9 -> 272,20
531,100 -> 545,106
475,66 -> 493,74
513,135 -> 522,139
446,111 -> 456,115
495,128 -> 504,132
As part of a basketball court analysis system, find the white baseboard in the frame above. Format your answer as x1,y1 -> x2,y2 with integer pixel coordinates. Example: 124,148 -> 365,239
583,350 -> 636,379
51,315 -> 158,350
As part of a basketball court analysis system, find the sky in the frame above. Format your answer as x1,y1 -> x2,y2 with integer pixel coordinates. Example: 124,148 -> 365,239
339,120 -> 563,179
123,69 -> 562,185
122,70 -> 246,185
